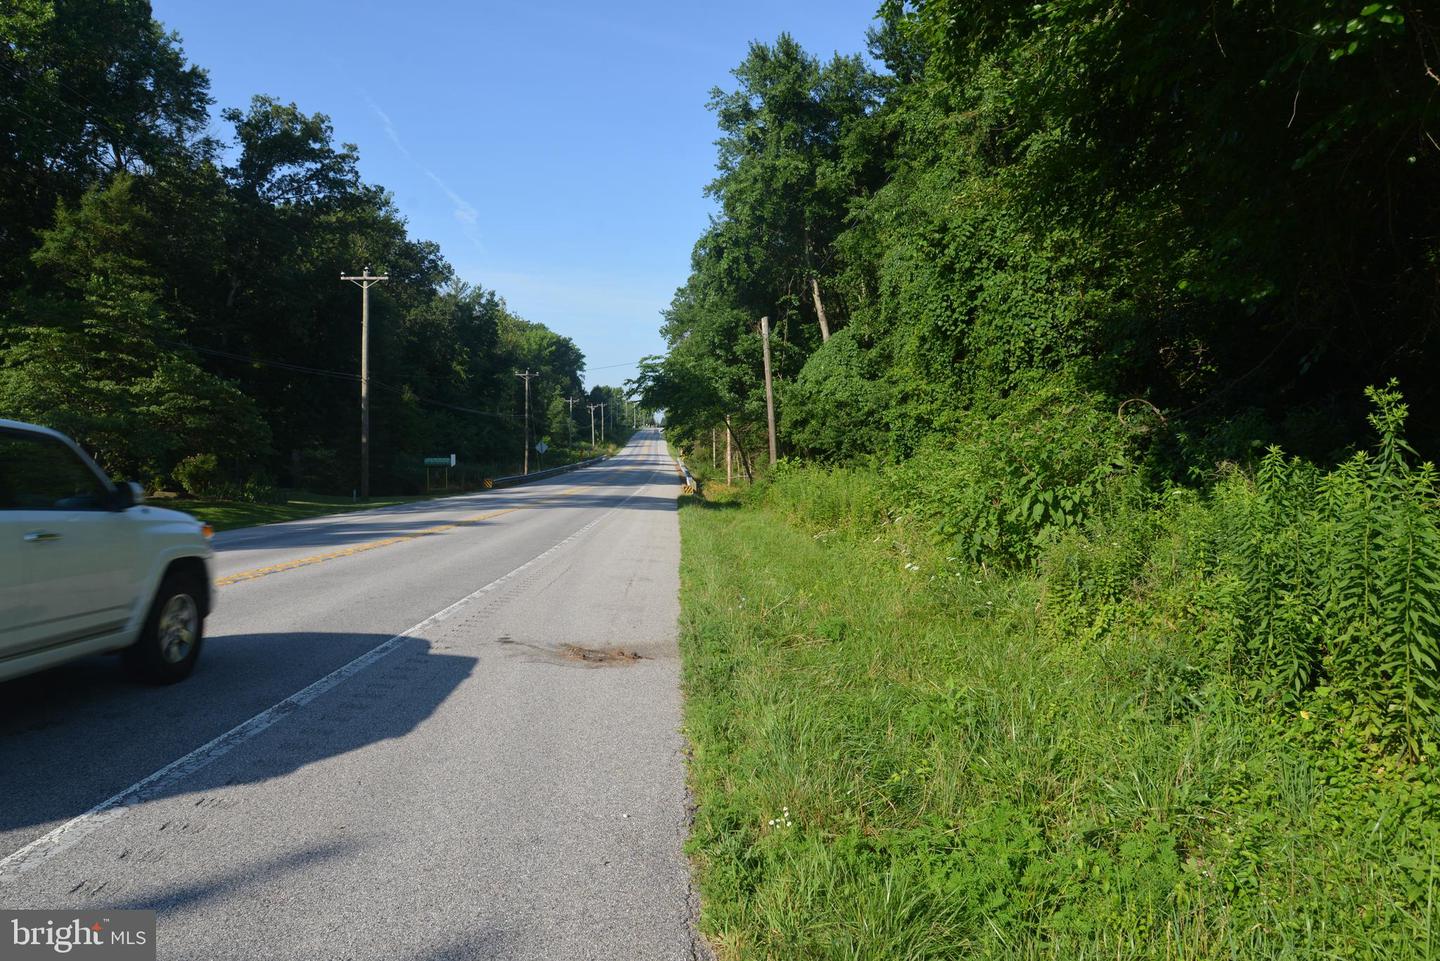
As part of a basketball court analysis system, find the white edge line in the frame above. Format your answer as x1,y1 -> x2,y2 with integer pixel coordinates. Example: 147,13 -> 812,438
0,455 -> 666,882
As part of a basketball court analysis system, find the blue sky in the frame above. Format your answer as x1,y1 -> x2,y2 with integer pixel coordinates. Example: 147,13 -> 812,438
149,1 -> 882,390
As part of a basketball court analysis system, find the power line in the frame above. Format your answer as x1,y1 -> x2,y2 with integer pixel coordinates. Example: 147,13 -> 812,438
173,340 -> 521,424
175,341 -> 358,382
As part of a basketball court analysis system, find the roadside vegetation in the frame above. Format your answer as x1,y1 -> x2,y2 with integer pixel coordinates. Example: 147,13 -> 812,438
680,388 -> 1440,958
648,4 -> 1440,958
0,1 -> 643,496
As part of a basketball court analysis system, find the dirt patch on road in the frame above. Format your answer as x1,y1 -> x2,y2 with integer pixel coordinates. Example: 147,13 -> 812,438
493,636 -> 647,667
560,644 -> 645,666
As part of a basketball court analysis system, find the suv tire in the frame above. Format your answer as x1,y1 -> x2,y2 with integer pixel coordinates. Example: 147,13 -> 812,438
124,570 -> 205,684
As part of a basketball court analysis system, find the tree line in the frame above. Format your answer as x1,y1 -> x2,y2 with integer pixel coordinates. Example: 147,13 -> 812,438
0,0 -> 634,497
639,0 -> 1439,476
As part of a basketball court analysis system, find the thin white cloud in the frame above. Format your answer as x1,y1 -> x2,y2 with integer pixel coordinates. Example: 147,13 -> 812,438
424,169 -> 479,226
365,94 -> 484,251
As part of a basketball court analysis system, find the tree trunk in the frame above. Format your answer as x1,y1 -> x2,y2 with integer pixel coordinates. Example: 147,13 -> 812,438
760,315 -> 778,467
810,275 -> 831,342
725,416 -> 733,485
725,417 -> 754,484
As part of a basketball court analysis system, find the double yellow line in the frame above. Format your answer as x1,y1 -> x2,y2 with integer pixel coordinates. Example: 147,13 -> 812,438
215,485 -> 586,588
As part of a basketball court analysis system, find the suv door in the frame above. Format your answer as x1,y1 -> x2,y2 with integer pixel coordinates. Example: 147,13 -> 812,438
0,507 -> 20,653
0,429 -> 137,659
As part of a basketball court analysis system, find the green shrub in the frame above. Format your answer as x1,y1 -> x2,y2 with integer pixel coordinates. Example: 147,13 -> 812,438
778,329 -> 892,461
172,452 -> 224,497
240,472 -> 282,504
1042,381 -> 1440,757
173,453 -> 282,503
885,379 -> 1132,568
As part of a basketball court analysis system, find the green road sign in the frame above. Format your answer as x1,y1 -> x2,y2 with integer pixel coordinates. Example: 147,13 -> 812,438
424,455 -> 456,467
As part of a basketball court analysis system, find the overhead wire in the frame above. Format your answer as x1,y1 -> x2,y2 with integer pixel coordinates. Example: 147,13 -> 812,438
170,341 -> 522,424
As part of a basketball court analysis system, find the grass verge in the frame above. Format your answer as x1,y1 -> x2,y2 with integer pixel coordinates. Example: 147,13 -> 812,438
153,491 -> 436,531
678,482 -> 1438,960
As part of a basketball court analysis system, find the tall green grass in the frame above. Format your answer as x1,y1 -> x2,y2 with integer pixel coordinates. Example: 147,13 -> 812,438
678,384 -> 1440,959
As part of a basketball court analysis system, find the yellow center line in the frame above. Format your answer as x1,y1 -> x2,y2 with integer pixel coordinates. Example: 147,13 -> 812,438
214,485 -> 586,588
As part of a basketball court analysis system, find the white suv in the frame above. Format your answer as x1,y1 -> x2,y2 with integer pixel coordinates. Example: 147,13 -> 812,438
0,420 -> 215,684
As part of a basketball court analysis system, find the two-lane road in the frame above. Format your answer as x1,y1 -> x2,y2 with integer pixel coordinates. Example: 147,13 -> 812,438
0,429 -> 705,960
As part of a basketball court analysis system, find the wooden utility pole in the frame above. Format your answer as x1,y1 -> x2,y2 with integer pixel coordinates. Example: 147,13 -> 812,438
587,403 -> 600,448
342,268 -> 388,499
565,395 -> 580,446
760,314 -> 778,467
515,369 -> 535,474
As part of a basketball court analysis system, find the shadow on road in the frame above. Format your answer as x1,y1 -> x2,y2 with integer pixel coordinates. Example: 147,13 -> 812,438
118,838 -> 357,915
0,634 -> 473,842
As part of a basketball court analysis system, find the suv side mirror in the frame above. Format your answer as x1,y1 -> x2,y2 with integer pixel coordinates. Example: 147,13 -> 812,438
113,481 -> 145,510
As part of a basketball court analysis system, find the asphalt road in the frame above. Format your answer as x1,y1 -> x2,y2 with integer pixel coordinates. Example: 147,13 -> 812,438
0,429 -> 707,960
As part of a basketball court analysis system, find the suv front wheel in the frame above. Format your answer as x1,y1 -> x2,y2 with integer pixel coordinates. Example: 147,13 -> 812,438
124,570 -> 205,684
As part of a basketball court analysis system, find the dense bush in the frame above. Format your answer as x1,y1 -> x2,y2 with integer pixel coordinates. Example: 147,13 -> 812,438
882,379 -> 1133,567
1045,383 -> 1440,757
172,453 -> 224,498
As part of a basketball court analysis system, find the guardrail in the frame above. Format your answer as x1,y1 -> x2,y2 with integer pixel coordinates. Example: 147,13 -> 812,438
484,454 -> 608,490
676,458 -> 697,494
